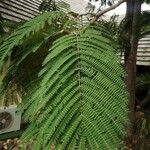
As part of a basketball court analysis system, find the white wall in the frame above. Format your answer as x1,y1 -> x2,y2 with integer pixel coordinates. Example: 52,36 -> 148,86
61,0 -> 88,13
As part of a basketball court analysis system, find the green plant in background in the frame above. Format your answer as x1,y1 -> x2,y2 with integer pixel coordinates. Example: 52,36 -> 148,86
0,12 -> 72,85
39,0 -> 57,12
0,14 -> 24,44
136,74 -> 150,93
39,0 -> 71,13
0,11 -> 74,105
0,15 -> 25,106
0,15 -> 5,34
140,11 -> 150,38
136,73 -> 150,107
0,11 -> 128,149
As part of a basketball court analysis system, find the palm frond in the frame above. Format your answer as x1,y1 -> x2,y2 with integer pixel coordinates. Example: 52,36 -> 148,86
22,24 -> 128,150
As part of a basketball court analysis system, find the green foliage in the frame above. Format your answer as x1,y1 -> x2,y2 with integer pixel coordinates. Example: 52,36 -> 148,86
140,11 -> 150,38
0,12 -> 67,68
57,0 -> 71,12
0,15 -> 5,35
98,15 -> 120,48
39,0 -> 70,13
0,14 -> 24,44
0,12 -> 72,89
136,73 -> 150,92
39,0 -> 57,12
22,25 -> 128,149
0,11 -> 128,149
144,0 -> 150,4
136,74 -> 150,104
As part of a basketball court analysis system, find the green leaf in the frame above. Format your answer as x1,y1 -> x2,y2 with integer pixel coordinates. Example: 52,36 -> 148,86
22,25 -> 128,149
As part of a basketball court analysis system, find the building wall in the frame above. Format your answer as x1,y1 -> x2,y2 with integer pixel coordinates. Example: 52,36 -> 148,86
0,0 -> 88,22
121,35 -> 150,66
62,0 -> 87,14
137,35 -> 150,66
0,0 -> 42,22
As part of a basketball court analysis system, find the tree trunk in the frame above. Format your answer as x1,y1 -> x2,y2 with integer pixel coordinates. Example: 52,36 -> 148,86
124,0 -> 142,136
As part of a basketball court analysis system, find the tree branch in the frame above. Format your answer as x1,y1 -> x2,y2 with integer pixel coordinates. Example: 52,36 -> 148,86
78,12 -> 95,18
90,0 -> 126,23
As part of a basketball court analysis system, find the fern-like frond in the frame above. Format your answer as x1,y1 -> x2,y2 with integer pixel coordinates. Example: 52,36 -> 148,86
22,24 -> 128,150
0,11 -> 68,71
0,11 -> 75,96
